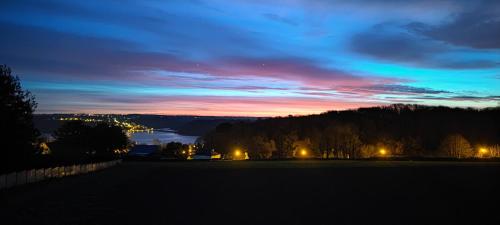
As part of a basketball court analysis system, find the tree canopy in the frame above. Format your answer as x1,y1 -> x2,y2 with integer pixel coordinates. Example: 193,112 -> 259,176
0,65 -> 39,171
51,121 -> 129,161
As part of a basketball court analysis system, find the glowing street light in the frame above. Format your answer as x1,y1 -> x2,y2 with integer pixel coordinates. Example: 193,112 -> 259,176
479,147 -> 489,158
379,148 -> 387,156
234,149 -> 241,157
300,149 -> 308,157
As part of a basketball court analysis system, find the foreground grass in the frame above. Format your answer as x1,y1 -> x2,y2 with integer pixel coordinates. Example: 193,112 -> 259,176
1,160 -> 500,225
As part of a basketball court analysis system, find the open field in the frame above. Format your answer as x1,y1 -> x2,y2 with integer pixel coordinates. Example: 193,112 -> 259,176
1,160 -> 500,225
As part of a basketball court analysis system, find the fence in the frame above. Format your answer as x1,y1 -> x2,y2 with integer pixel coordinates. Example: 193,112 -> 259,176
0,159 -> 121,190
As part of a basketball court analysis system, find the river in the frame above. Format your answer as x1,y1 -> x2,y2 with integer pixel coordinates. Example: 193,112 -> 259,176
129,128 -> 199,145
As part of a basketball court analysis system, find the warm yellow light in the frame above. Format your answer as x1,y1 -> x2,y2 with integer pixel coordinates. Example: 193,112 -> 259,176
300,149 -> 307,156
479,148 -> 488,154
379,149 -> 387,156
182,150 -> 186,154
234,150 -> 241,157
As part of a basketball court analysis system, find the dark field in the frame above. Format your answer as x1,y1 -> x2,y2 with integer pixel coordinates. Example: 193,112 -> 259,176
1,161 -> 500,225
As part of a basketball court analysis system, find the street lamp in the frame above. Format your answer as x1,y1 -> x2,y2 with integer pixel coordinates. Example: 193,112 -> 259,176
234,149 -> 241,157
379,148 -> 387,156
300,149 -> 307,157
479,147 -> 489,158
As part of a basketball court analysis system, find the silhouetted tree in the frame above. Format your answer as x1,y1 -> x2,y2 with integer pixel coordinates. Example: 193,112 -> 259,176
439,134 -> 473,158
90,123 -> 129,159
246,135 -> 276,159
1,65 -> 39,171
328,123 -> 362,158
52,121 -> 128,161
360,144 -> 378,158
274,130 -> 298,158
163,141 -> 189,159
401,137 -> 425,157
51,120 -> 90,161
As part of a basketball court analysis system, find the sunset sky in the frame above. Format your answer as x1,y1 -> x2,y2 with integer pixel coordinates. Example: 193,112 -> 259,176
1,0 -> 499,116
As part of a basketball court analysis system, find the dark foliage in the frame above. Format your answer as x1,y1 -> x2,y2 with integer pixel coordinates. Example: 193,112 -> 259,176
161,142 -> 190,159
200,104 -> 500,159
51,121 -> 129,161
0,65 -> 39,172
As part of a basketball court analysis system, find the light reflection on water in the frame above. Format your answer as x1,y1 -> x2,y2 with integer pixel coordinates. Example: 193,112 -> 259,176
129,128 -> 198,145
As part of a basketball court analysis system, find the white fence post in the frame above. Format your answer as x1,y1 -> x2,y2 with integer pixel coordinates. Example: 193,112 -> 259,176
64,166 -> 70,177
27,169 -> 36,184
0,160 -> 120,189
36,169 -> 44,182
51,167 -> 57,178
44,168 -> 50,179
17,171 -> 27,186
59,167 -> 64,177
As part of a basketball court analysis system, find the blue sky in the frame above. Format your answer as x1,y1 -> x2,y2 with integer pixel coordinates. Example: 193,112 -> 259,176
1,0 -> 499,116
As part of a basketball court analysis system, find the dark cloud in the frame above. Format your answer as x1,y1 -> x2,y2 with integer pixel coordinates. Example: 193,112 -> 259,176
437,60 -> 500,69
0,22 -> 140,78
262,13 -> 298,26
351,23 -> 500,69
417,95 -> 500,101
351,28 -> 442,62
363,84 -> 450,94
343,84 -> 450,96
408,8 -> 500,49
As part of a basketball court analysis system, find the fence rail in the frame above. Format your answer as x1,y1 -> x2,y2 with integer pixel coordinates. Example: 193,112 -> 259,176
0,159 -> 121,190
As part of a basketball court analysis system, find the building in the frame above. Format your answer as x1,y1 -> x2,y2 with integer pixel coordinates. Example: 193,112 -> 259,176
127,145 -> 160,159
191,151 -> 222,160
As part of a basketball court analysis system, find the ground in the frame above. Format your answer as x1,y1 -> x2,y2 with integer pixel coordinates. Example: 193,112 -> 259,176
1,160 -> 500,225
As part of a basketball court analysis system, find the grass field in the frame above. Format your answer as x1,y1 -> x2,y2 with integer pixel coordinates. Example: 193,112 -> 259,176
1,160 -> 500,225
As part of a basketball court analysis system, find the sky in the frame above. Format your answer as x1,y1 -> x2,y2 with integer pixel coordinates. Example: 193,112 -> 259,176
1,0 -> 499,116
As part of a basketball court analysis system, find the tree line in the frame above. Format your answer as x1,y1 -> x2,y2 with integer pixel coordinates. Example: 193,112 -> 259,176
199,104 -> 500,159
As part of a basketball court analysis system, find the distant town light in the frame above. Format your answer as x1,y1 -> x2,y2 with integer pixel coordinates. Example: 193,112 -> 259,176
379,148 -> 387,156
479,147 -> 488,154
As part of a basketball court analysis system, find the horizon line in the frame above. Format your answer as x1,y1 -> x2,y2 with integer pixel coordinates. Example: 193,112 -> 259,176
33,104 -> 499,118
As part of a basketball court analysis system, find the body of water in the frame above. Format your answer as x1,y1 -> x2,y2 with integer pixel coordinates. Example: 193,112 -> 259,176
129,128 -> 198,145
